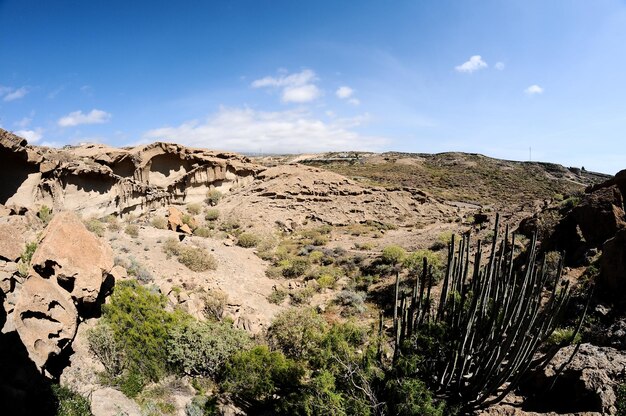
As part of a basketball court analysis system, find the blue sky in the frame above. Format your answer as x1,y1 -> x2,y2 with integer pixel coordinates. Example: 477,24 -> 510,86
1,0 -> 625,174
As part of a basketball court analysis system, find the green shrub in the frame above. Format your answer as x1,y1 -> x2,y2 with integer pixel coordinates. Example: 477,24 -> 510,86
222,346 -> 304,405
560,195 -> 581,209
206,189 -> 223,206
381,245 -> 407,265
237,232 -> 260,248
125,257 -> 154,284
267,308 -> 327,360
384,378 -> 444,416
267,289 -> 288,305
185,395 -> 218,416
52,384 -> 92,416
205,209 -> 220,221
17,242 -> 38,278
85,218 -> 105,237
403,249 -> 445,283
168,320 -> 251,377
162,237 -> 181,257
290,287 -> 315,305
38,205 -> 53,225
335,289 -> 367,316
354,242 -> 375,251
316,274 -> 336,289
125,224 -> 139,238
151,217 -> 168,229
99,280 -> 188,383
219,218 -> 241,234
187,203 -> 202,215
194,227 -> 212,238
87,323 -> 124,377
202,290 -> 228,321
280,257 -> 310,278
546,327 -> 582,346
178,246 -> 217,272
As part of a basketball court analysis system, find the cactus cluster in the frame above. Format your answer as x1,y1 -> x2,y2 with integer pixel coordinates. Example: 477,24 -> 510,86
392,214 -> 584,412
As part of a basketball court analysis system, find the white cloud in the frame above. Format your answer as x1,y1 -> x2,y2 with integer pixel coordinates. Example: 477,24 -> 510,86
3,87 -> 29,101
252,69 -> 321,103
525,84 -> 544,95
142,107 -> 388,153
455,55 -> 488,73
15,128 -> 43,143
251,69 -> 316,88
58,109 -> 112,127
282,84 -> 321,103
336,86 -> 354,99
348,98 -> 360,106
495,62 -> 505,70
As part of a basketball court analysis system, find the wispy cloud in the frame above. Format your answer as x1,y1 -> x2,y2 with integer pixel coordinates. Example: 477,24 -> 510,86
142,106 -> 388,153
336,86 -> 354,99
495,62 -> 505,71
252,69 -> 321,103
336,86 -> 360,105
455,55 -> 488,73
15,113 -> 34,128
524,84 -> 544,95
15,128 -> 43,143
58,109 -> 112,127
3,86 -> 29,101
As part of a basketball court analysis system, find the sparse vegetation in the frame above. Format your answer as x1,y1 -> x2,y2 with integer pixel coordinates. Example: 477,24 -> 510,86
204,208 -> 220,221
37,205 -> 53,225
206,189 -> 222,206
178,246 -> 217,272
267,289 -> 287,304
237,232 -> 260,248
187,203 -> 202,215
17,241 -> 38,277
151,216 -> 168,229
85,218 -> 105,237
125,224 -> 139,238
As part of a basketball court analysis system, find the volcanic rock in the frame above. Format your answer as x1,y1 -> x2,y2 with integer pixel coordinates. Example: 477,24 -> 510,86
30,211 -> 114,304
13,275 -> 77,370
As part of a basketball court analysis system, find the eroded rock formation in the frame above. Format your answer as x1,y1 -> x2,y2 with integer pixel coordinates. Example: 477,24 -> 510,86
30,212 -> 114,305
0,128 -> 263,218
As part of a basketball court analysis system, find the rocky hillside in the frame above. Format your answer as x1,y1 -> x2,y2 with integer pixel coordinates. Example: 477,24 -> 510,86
1,128 -> 624,416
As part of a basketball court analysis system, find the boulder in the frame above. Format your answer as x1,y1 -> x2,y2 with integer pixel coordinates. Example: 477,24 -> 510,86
573,186 -> 626,247
600,228 -> 626,300
167,206 -> 193,234
0,216 -> 29,262
90,387 -> 141,416
0,260 -> 18,294
524,343 -> 626,414
30,211 -> 114,304
13,275 -> 77,370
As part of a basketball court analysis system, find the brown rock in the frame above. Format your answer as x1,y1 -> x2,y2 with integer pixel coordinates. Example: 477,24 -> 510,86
13,274 -> 78,370
0,216 -> 29,262
167,206 -> 193,234
30,211 -> 114,304
600,228 -> 626,298
524,343 -> 626,415
108,265 -> 128,282
0,261 -> 18,294
573,186 -> 626,247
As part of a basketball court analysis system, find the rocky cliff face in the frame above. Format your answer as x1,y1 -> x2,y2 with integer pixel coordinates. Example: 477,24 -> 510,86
0,128 -> 264,218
